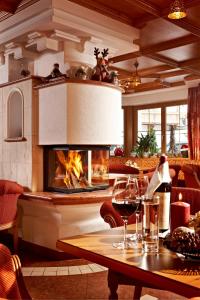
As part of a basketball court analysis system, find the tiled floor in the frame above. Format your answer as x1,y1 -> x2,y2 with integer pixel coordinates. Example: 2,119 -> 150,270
22,263 -> 107,277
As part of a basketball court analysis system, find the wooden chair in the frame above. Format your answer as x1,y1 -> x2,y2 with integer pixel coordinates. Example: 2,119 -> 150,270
0,243 -> 31,300
0,180 -> 23,253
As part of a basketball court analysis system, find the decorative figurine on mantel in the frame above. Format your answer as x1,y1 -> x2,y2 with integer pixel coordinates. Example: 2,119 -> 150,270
91,48 -> 110,82
45,63 -> 66,82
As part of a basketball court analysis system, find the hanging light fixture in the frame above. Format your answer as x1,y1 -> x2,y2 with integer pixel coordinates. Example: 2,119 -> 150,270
128,60 -> 141,89
119,60 -> 141,92
168,0 -> 187,20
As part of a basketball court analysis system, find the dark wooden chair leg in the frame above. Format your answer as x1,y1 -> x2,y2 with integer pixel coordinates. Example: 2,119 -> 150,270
108,269 -> 119,299
13,218 -> 18,253
133,285 -> 142,300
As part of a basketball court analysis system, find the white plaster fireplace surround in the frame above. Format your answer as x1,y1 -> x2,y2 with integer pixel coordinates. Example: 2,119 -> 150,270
38,80 -> 122,145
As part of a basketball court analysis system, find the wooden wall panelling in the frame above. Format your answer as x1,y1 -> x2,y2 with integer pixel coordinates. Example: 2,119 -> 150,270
123,106 -> 134,156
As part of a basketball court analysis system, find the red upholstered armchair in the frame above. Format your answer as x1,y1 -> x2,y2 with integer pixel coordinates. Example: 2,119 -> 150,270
0,180 -> 23,252
182,164 -> 200,189
0,243 -> 31,300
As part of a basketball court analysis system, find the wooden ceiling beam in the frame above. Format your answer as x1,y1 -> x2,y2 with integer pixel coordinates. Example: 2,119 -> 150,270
68,0 -> 134,26
110,51 -> 141,63
110,34 -> 198,63
184,74 -> 200,81
129,0 -> 200,37
0,0 -> 22,13
145,53 -> 179,68
136,65 -> 175,75
110,65 -> 176,80
123,0 -> 160,17
147,53 -> 200,76
132,80 -> 171,93
179,57 -> 200,68
159,69 -> 190,79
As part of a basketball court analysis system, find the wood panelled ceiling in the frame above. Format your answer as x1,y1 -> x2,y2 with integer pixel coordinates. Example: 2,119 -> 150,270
69,0 -> 200,93
2,0 -> 200,93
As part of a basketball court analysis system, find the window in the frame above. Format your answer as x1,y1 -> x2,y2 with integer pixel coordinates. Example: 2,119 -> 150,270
136,102 -> 188,155
166,105 -> 188,153
6,88 -> 26,142
138,108 -> 161,150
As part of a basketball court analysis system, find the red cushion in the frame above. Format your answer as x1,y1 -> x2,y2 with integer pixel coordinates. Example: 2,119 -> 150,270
0,180 -> 23,195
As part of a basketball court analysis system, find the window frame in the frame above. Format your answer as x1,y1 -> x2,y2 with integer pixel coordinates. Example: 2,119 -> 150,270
132,99 -> 188,153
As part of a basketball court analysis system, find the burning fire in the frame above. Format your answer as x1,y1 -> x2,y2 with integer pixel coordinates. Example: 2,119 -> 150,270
66,151 -> 83,179
63,151 -> 88,188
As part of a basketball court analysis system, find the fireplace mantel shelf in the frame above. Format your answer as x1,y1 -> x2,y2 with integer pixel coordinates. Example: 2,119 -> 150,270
34,78 -> 123,92
20,188 -> 112,205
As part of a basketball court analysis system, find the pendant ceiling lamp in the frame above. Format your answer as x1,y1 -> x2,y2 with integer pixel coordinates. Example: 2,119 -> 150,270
129,60 -> 141,89
168,0 -> 187,20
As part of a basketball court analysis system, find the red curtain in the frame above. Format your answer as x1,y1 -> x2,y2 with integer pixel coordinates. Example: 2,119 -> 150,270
188,85 -> 200,160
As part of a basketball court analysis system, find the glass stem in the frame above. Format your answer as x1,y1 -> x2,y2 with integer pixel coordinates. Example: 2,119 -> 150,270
123,219 -> 128,249
136,213 -> 139,240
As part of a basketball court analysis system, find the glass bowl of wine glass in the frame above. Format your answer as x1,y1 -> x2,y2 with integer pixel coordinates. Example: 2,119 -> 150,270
112,177 -> 139,249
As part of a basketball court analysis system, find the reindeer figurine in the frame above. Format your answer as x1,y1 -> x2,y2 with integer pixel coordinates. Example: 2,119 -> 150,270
91,48 -> 110,82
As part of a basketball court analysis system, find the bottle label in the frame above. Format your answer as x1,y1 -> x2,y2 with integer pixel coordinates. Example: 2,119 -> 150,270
154,191 -> 170,231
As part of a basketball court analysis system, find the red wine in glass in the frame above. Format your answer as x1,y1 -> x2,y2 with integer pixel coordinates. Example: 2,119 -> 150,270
112,200 -> 138,219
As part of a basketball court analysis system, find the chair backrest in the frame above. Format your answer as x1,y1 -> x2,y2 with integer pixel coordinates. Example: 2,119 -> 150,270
0,180 -> 23,225
0,244 -> 22,299
182,164 -> 200,189
171,187 -> 200,215
0,244 -> 31,300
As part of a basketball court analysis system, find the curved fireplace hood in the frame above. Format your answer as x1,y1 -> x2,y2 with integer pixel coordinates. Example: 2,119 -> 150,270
38,79 -> 123,145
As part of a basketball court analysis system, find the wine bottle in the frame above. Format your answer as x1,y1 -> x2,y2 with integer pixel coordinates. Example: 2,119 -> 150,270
154,154 -> 172,232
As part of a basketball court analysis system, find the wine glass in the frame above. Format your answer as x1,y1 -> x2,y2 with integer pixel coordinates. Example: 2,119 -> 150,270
112,177 -> 139,249
127,175 -> 149,242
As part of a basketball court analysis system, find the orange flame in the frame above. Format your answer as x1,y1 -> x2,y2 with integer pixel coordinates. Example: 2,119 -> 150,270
65,151 -> 83,179
178,192 -> 183,201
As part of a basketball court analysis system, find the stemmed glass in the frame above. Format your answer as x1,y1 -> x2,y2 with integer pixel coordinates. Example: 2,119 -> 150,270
112,177 -> 139,249
127,175 -> 149,241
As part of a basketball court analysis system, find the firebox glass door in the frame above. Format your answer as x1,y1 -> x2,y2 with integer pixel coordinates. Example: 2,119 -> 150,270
44,146 -> 110,193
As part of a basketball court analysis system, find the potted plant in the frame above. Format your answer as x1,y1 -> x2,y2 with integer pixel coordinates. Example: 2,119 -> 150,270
134,128 -> 158,158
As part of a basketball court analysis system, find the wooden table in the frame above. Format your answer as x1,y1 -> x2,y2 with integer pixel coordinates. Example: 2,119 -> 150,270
57,226 -> 200,299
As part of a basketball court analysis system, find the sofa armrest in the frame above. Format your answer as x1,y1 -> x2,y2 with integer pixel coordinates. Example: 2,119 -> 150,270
100,200 -> 136,228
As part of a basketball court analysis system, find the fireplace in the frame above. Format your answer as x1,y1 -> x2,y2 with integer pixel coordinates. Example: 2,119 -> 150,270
44,145 -> 110,193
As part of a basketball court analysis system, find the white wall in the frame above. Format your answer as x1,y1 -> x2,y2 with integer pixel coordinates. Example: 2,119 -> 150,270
34,51 -> 67,77
0,79 -> 43,191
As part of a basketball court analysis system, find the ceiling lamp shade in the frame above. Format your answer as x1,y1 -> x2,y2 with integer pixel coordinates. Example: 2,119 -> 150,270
168,0 -> 187,20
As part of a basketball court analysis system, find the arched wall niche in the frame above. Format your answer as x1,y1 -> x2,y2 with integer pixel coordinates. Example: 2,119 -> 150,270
5,88 -> 26,142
